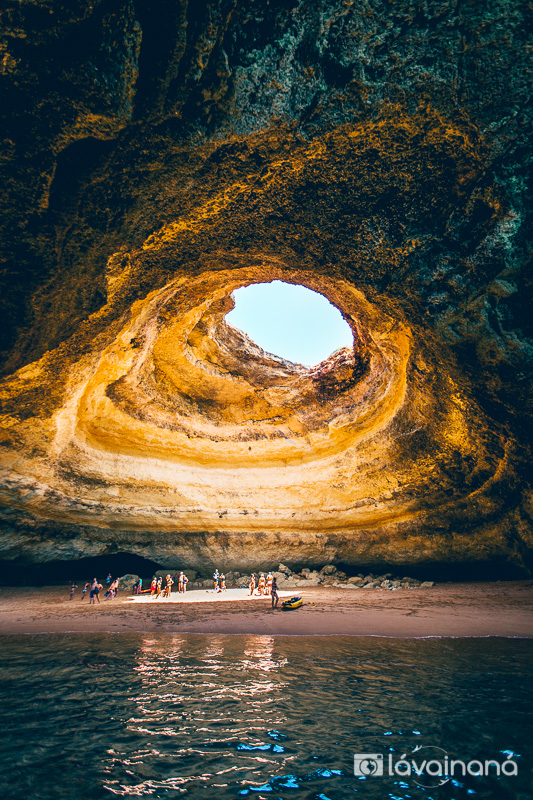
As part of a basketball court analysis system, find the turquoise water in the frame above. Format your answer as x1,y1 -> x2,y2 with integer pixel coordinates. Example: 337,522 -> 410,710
0,635 -> 531,799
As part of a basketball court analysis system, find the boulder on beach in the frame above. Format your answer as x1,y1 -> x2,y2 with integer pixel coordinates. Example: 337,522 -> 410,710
119,574 -> 141,591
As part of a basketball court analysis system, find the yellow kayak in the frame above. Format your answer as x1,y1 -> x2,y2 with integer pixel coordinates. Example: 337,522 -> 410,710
282,596 -> 303,610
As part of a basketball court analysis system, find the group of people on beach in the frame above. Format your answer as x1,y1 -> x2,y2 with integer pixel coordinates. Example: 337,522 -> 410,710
211,568 -> 279,607
69,573 -> 120,603
249,571 -> 273,596
149,572 -> 189,598
249,571 -> 279,607
212,570 -> 226,592
68,567 -> 280,608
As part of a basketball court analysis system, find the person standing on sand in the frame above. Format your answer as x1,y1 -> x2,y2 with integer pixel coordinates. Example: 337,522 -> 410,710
150,577 -> 157,596
69,583 -> 77,600
92,582 -> 102,604
213,569 -> 220,592
164,574 -> 173,597
266,572 -> 273,596
182,573 -> 189,592
89,578 -> 98,604
257,573 -> 265,595
271,577 -> 279,610
156,577 -> 163,599
81,582 -> 90,600
220,573 -> 226,591
249,573 -> 256,596
106,573 -> 112,586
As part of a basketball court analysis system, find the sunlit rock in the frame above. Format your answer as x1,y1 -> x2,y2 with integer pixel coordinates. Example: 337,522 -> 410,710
0,2 -> 530,575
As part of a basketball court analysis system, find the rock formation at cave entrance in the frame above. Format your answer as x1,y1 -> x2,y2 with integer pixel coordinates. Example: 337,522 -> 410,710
0,0 -> 531,574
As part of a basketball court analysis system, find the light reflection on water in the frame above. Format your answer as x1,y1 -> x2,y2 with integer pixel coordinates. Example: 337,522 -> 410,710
0,634 -> 531,799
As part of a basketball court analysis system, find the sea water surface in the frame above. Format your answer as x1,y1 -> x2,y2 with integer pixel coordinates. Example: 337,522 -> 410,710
0,635 -> 531,799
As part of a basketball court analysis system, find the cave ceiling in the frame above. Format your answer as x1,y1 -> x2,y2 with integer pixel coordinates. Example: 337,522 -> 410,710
0,0 -> 531,572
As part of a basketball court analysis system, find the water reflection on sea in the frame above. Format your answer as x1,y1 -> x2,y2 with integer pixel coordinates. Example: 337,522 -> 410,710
0,634 -> 531,799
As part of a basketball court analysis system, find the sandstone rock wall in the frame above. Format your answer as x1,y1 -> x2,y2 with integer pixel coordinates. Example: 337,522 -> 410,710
0,1 -> 531,573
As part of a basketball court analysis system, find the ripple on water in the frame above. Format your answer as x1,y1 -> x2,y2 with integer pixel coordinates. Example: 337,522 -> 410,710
0,635 -> 531,799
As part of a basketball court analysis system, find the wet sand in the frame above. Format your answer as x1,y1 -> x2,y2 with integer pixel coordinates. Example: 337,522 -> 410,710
0,581 -> 532,637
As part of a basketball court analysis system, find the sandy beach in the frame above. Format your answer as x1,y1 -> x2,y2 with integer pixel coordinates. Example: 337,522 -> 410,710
0,580 -> 531,637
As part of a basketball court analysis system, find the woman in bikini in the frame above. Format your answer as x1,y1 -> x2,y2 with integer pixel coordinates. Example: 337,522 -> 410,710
164,574 -> 173,597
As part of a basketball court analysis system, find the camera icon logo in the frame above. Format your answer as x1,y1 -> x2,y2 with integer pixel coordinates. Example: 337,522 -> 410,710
354,753 -> 384,777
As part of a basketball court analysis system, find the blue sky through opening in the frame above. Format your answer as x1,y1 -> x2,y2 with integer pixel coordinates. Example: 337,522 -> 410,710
225,280 -> 353,366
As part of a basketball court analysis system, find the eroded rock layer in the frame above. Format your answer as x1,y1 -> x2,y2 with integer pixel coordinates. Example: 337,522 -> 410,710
0,1 -> 531,572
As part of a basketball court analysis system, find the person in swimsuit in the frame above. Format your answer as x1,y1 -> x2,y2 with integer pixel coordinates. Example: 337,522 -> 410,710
89,578 -> 98,604
137,577 -> 142,594
271,576 -> 279,609
182,573 -> 189,593
93,582 -> 102,604
220,573 -> 226,591
81,582 -> 90,600
249,573 -> 256,596
150,577 -> 157,596
257,573 -> 266,595
213,569 -> 220,592
178,572 -> 185,593
106,573 -> 112,586
69,583 -> 77,600
156,577 -> 163,598
164,574 -> 173,597
266,572 -> 273,596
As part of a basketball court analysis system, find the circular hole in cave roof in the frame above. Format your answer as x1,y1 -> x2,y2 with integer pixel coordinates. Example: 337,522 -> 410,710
226,281 -> 353,367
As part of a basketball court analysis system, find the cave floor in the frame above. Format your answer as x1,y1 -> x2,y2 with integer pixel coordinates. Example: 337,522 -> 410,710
0,582 -> 531,638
